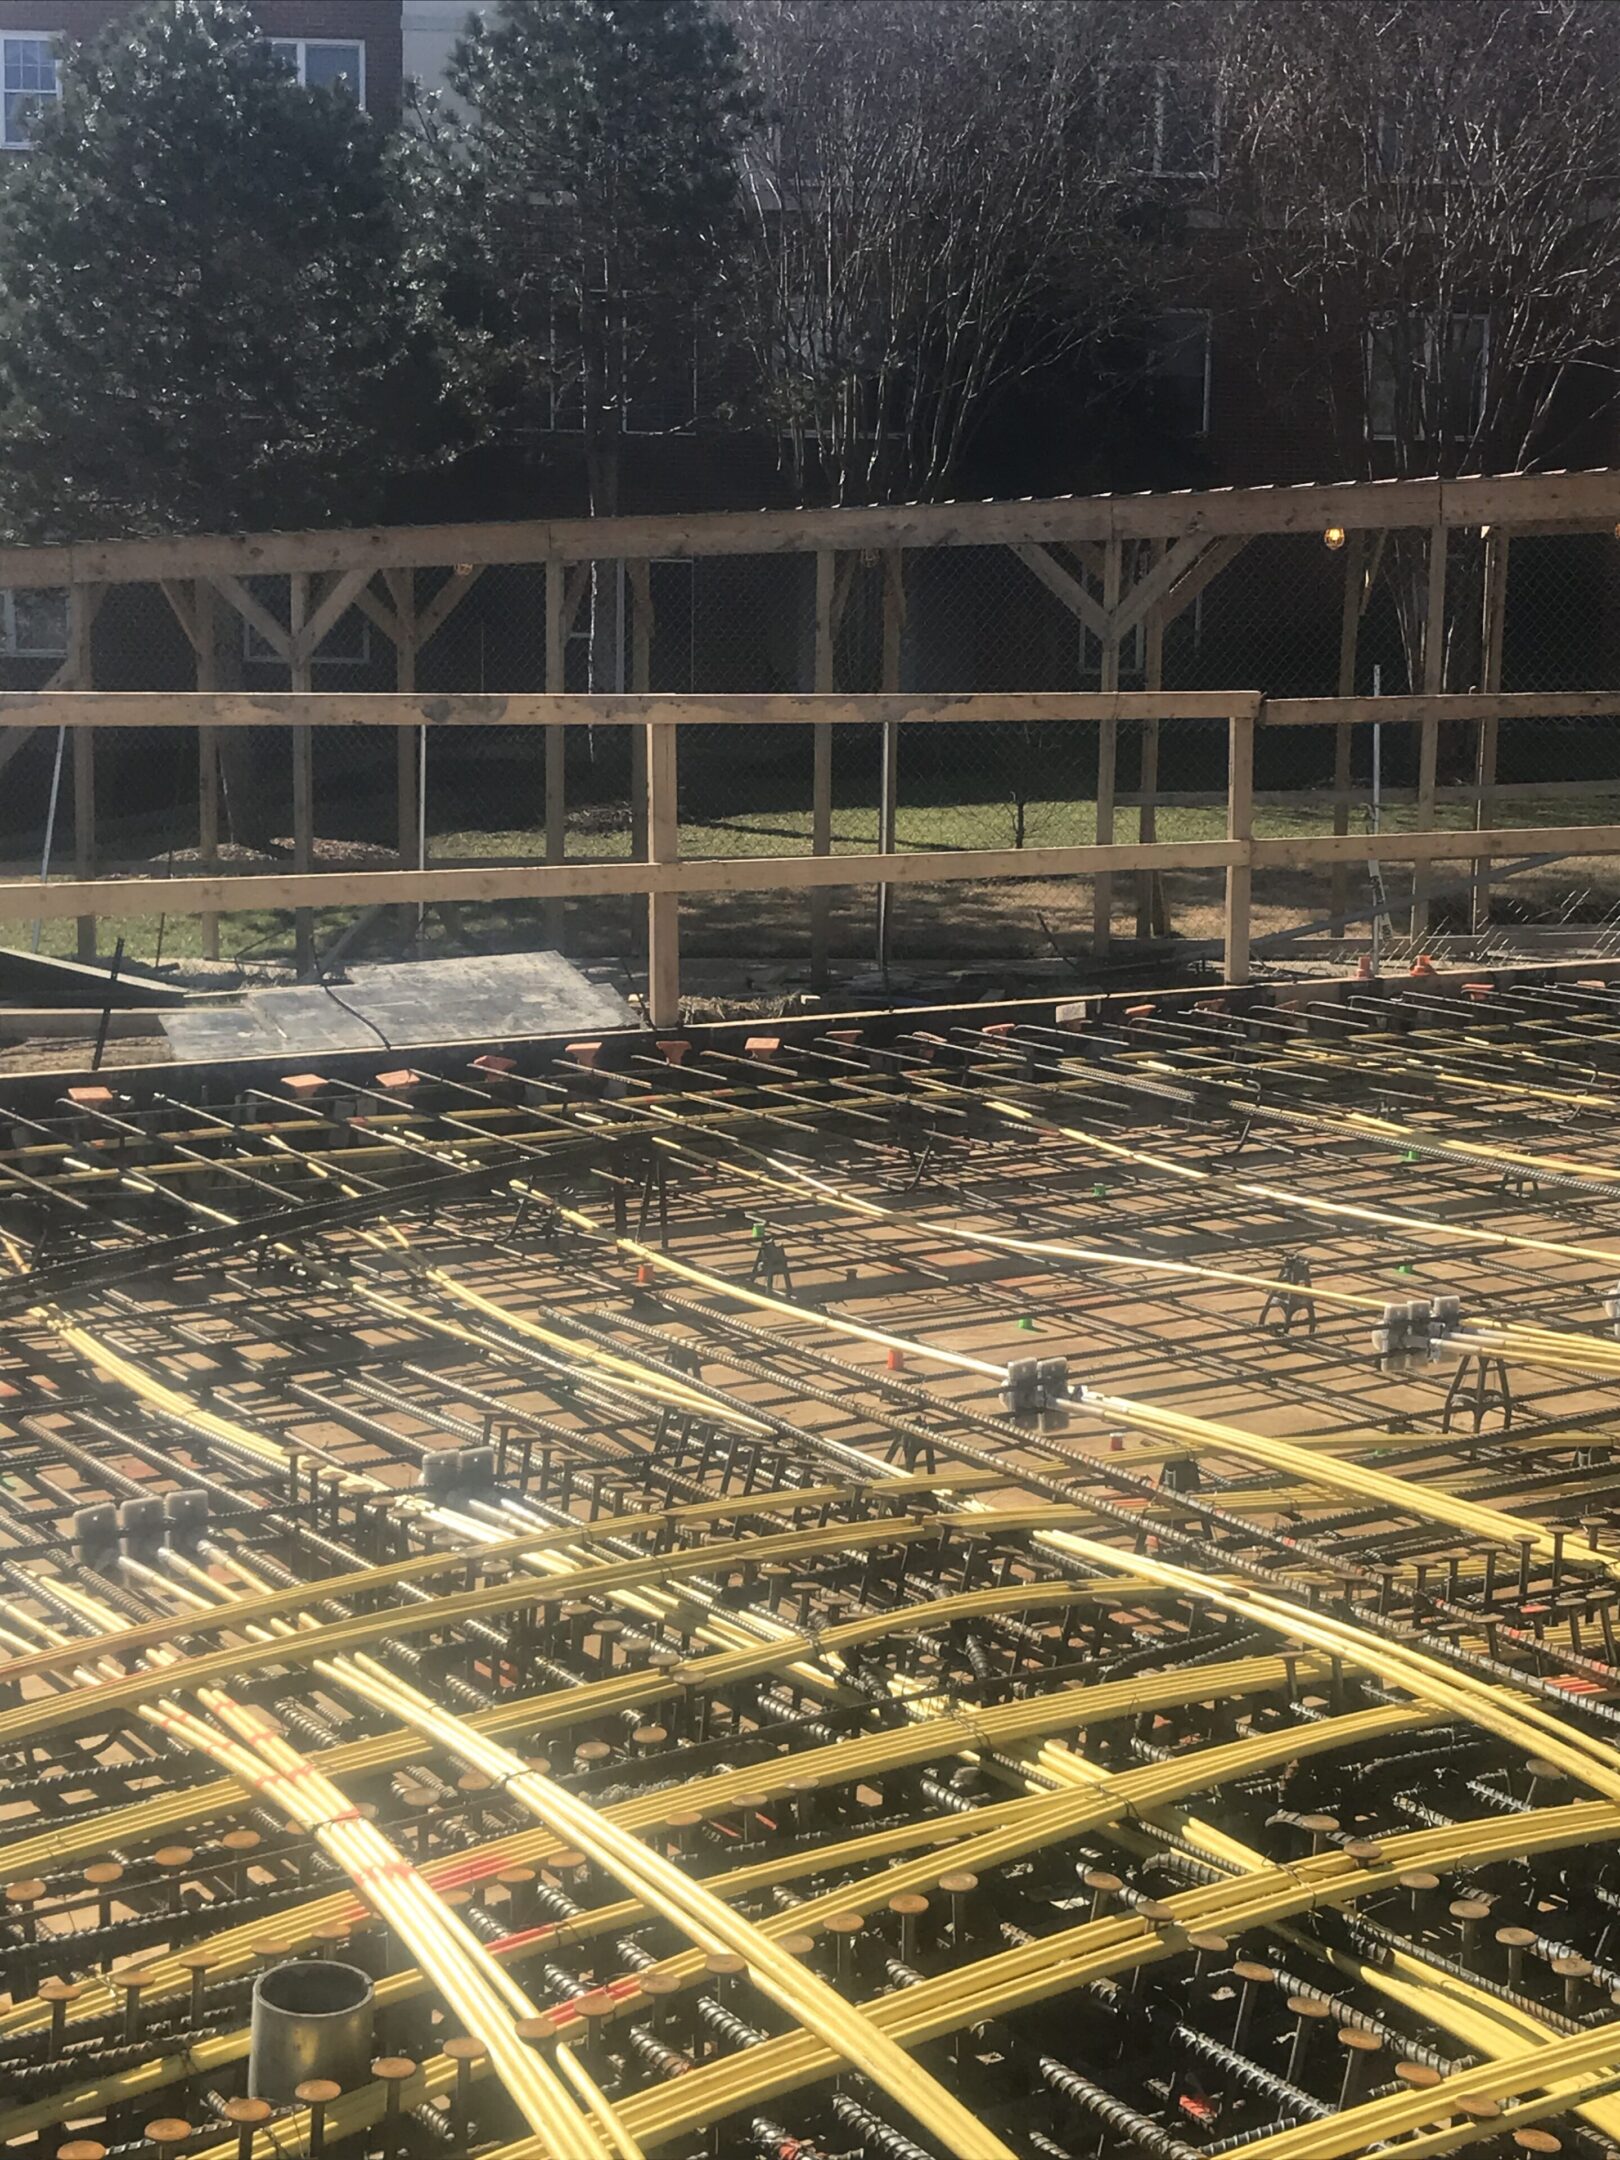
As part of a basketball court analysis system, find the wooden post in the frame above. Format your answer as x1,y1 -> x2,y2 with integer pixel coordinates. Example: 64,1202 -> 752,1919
1134,539 -> 1165,942
1471,529 -> 1510,933
628,560 -> 651,860
68,585 -> 97,963
194,581 -> 220,962
876,549 -> 904,975
1092,537 -> 1122,954
544,559 -> 569,950
1329,532 -> 1365,938
646,716 -> 680,1028
810,548 -> 836,988
1224,702 -> 1255,985
1409,524 -> 1448,939
290,571 -> 315,978
387,570 -> 419,868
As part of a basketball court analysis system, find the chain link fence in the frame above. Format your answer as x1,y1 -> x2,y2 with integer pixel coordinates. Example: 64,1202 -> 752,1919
3,515 -> 1620,985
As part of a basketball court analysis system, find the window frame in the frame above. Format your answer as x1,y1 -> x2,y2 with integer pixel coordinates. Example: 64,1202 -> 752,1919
1147,61 -> 1220,181
0,586 -> 67,658
1148,309 -> 1214,438
268,36 -> 366,107
0,31 -> 61,151
1367,308 -> 1489,444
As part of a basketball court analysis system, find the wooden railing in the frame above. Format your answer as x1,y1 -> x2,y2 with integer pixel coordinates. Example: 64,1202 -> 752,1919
4,688 -> 1620,1025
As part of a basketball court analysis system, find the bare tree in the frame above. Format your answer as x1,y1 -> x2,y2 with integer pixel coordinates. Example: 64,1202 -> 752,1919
1208,0 -> 1620,481
728,0 -> 1145,506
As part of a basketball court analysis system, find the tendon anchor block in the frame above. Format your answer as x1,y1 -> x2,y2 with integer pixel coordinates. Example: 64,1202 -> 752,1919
1002,1356 -> 1070,1420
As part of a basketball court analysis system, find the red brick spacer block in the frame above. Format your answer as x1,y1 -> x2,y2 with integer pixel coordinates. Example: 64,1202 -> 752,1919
66,1086 -> 117,1108
281,1073 -> 327,1098
1463,982 -> 1493,1001
745,1035 -> 781,1059
1125,1003 -> 1156,1020
825,1028 -> 863,1045
376,1069 -> 421,1093
471,1054 -> 516,1075
982,1023 -> 1017,1037
565,1041 -> 602,1069
657,1039 -> 692,1066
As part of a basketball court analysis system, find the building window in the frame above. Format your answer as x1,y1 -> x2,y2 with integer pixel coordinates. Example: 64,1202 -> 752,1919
1368,310 -> 1488,442
1,35 -> 59,148
0,587 -> 66,656
242,577 -> 370,667
1111,63 -> 1219,180
1147,312 -> 1212,437
270,38 -> 364,104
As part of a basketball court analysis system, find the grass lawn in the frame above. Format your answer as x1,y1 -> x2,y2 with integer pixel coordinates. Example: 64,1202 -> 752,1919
13,784 -> 1620,969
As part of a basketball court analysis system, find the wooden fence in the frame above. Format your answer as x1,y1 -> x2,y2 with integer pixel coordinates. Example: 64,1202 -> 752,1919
2,470 -> 1620,1011
4,687 -> 1620,1026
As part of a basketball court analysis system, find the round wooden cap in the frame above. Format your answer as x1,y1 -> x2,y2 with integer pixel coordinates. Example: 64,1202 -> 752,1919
640,1971 -> 685,1996
1287,1995 -> 1332,2019
176,1949 -> 219,1973
111,1962 -> 159,1991
38,1976 -> 84,2002
84,1861 -> 124,1887
1495,1926 -> 1537,1948
1524,1758 -> 1566,1781
1082,1869 -> 1124,1892
496,1864 -> 536,1888
1396,2063 -> 1442,2089
1187,1933 -> 1229,1955
1513,2134 -> 1561,2155
145,2122 -> 192,2147
371,2059 -> 417,2083
939,1872 -> 979,1895
1297,1813 -> 1339,1834
704,1952 -> 746,1977
514,2016 -> 557,2044
632,1725 -> 668,1749
1343,1840 -> 1385,1866
456,1772 -> 493,1794
1397,1871 -> 1439,1892
221,1829 -> 261,1853
1449,1898 -> 1491,1921
1339,2028 -> 1382,2053
153,1847 -> 193,1870
443,2037 -> 487,2062
1457,2097 -> 1501,2123
889,1893 -> 930,1917
5,1878 -> 45,1904
1552,1955 -> 1593,1978
294,2081 -> 341,2107
576,1990 -> 616,2021
221,2100 -> 273,2127
548,1848 -> 588,1873
824,1910 -> 865,1935
1232,1961 -> 1275,1985
573,1741 -> 612,1766
777,1933 -> 816,1959
60,2143 -> 107,2160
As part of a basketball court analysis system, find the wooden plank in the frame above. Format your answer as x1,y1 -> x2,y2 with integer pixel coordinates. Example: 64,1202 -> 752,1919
194,580 -> 220,962
413,563 -> 484,651
1410,523 -> 1449,938
289,572 -> 315,977
1329,532 -> 1365,935
627,559 -> 652,864
208,572 -> 291,662
1254,824 -> 1620,870
0,471 -> 1617,591
811,548 -> 836,989
386,570 -> 419,884
159,579 -> 201,655
351,582 -> 403,648
1093,536 -> 1122,955
1114,533 -> 1212,639
1011,541 -> 1108,639
876,549 -> 905,973
544,559 -> 568,951
294,567 -> 373,665
1266,692 -> 1620,725
1135,539 -> 1164,942
0,836 -> 1248,924
1472,529 -> 1511,933
645,657 -> 681,1029
68,586 -> 97,963
1225,706 -> 1256,984
0,688 -> 1265,729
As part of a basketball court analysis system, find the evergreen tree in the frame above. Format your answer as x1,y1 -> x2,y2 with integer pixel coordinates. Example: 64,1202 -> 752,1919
442,0 -> 757,522
0,0 -> 441,539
